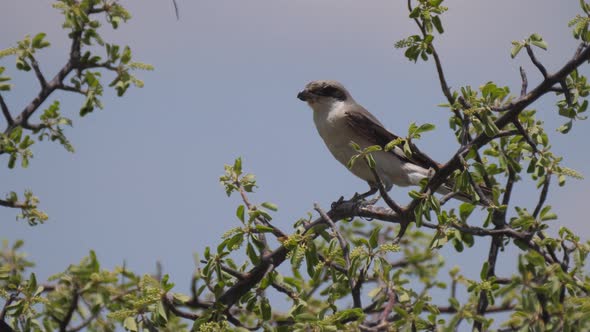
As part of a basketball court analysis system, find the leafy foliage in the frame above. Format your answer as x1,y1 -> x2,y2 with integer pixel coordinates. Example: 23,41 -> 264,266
0,0 -> 152,223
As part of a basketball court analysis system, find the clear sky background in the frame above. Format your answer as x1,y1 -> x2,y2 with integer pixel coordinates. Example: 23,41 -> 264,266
1,0 -> 589,325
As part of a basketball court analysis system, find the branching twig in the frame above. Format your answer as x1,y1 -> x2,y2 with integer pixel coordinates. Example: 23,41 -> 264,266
458,155 -> 493,207
314,203 -> 361,308
162,293 -> 199,320
0,292 -> 19,321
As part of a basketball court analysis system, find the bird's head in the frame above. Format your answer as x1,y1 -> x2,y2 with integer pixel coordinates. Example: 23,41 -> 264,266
297,80 -> 353,111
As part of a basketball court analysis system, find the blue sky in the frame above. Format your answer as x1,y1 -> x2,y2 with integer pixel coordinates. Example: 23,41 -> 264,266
1,0 -> 588,320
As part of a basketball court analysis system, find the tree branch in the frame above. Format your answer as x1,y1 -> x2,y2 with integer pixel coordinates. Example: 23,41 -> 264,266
314,203 -> 360,308
520,66 -> 528,96
162,293 -> 199,320
58,288 -> 79,332
512,119 -> 538,154
0,93 -> 13,127
532,174 -> 550,219
28,55 -> 47,89
525,44 -> 548,78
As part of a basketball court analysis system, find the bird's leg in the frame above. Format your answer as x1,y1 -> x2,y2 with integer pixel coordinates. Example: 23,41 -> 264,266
331,186 -> 379,209
353,186 -> 378,201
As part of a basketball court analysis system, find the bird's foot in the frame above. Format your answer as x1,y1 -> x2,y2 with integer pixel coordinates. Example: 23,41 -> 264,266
331,196 -> 346,210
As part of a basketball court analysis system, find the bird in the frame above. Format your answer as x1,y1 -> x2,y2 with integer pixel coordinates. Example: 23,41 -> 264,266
297,80 -> 490,203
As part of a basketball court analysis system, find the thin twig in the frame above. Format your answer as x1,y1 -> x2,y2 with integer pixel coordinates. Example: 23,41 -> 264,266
560,80 -> 573,106
533,174 -> 550,218
378,287 -> 396,324
0,94 -> 13,126
0,292 -> 19,321
367,165 -> 404,216
58,288 -> 79,332
172,0 -> 180,19
519,66 -> 528,96
162,294 -> 199,320
314,203 -> 361,308
512,119 -> 538,154
458,155 -> 493,207
28,55 -> 47,88
525,44 -> 548,78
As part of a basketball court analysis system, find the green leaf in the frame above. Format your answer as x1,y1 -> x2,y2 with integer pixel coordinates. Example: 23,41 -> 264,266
349,141 -> 361,151
261,297 -> 271,320
261,202 -> 278,211
384,138 -> 404,151
432,15 -> 444,34
511,41 -> 524,58
123,317 -> 137,331
417,123 -> 436,134
480,261 -> 490,280
32,33 -> 50,49
459,203 -> 475,222
529,33 -> 548,50
254,225 -> 275,233
365,154 -> 376,169
236,205 -> 245,223
369,226 -> 381,249
364,145 -> 382,153
121,46 -> 131,64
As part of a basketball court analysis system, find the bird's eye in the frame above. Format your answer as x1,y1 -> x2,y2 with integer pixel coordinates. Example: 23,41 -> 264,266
316,86 -> 346,101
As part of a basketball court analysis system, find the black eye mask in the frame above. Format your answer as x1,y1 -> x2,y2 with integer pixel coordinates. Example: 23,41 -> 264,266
314,86 -> 347,101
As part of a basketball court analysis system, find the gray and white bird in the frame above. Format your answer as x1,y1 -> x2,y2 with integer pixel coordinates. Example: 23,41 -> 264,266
297,80 -> 488,201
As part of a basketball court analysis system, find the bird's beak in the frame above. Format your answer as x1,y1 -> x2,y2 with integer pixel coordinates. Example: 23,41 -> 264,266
297,90 -> 312,101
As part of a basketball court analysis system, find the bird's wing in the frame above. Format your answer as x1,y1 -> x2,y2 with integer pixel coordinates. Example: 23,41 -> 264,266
344,105 -> 495,204
344,105 -> 438,169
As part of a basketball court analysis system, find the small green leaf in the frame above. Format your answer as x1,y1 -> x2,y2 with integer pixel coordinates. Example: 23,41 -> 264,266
365,154 -> 376,169
432,15 -> 444,34
369,226 -> 381,249
236,205 -> 245,223
459,203 -> 475,222
32,33 -> 50,49
480,261 -> 490,280
349,141 -> 361,151
511,41 -> 524,58
261,297 -> 271,320
384,138 -> 404,151
529,33 -> 548,50
123,317 -> 137,331
261,202 -> 278,211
